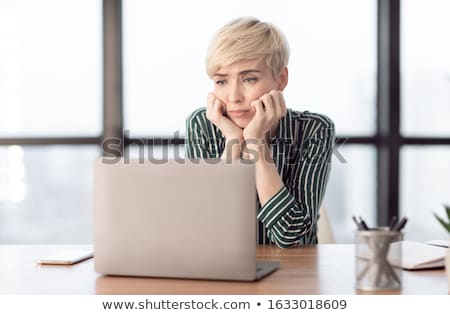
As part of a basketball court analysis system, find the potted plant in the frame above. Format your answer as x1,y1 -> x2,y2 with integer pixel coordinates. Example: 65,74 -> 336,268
433,204 -> 450,289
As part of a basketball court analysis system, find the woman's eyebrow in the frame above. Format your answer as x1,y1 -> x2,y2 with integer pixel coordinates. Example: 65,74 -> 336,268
213,69 -> 261,77
239,69 -> 261,75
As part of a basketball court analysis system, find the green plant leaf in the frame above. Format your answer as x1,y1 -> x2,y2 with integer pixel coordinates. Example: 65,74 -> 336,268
433,213 -> 450,234
444,204 -> 450,221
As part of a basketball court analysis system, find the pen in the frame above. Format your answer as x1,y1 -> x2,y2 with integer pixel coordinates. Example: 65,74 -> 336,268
352,215 -> 370,230
358,216 -> 370,230
393,217 -> 408,231
389,216 -> 398,230
352,215 -> 362,230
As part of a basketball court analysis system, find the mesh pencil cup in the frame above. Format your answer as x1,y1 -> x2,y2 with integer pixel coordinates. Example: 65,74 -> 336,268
355,229 -> 402,291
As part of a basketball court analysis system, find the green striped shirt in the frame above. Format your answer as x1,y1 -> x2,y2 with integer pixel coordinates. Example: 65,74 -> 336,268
185,108 -> 335,248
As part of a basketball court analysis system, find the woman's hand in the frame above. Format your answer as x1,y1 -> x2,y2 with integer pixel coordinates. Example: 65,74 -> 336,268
206,92 -> 243,140
243,90 -> 287,142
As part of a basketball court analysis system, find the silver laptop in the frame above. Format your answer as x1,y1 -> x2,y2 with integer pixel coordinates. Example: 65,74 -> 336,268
94,158 -> 279,281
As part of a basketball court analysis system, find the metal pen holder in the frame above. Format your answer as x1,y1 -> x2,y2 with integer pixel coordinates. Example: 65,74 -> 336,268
355,229 -> 402,291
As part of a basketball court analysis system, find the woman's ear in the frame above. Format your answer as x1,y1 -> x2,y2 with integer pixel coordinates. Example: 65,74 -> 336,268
277,67 -> 289,91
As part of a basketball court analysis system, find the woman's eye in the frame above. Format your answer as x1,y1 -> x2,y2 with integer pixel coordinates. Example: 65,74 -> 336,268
215,80 -> 226,85
244,77 -> 258,83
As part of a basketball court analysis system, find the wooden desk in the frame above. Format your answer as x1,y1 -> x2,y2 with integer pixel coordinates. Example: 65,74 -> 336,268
0,244 -> 447,294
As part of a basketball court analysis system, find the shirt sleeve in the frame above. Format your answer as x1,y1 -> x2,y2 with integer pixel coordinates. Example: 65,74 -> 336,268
257,120 -> 335,248
185,109 -> 210,159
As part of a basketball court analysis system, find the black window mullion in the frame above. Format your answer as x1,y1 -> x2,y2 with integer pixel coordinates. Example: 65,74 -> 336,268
103,0 -> 124,156
0,138 -> 100,145
377,0 -> 401,226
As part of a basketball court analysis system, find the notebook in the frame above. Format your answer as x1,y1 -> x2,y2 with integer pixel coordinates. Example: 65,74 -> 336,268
94,158 -> 280,281
388,241 -> 448,270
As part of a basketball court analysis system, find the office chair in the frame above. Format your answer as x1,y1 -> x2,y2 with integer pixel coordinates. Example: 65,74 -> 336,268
317,207 -> 336,244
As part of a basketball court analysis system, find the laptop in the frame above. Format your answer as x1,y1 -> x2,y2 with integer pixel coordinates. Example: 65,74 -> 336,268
93,158 -> 279,281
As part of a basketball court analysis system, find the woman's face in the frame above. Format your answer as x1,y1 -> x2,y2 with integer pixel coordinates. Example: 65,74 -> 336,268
212,59 -> 287,128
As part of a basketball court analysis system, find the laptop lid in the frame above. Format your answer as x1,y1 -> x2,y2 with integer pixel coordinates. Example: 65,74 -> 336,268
94,158 -> 259,281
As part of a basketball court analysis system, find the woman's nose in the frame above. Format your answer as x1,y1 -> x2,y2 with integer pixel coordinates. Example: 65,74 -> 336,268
227,82 -> 244,103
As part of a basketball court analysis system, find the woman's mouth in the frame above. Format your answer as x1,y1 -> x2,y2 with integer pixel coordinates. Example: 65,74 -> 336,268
227,110 -> 250,118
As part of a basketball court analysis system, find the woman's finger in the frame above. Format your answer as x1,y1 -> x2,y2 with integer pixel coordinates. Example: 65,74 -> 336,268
269,90 -> 284,118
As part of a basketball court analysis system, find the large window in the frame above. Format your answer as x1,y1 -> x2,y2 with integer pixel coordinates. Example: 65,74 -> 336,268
1,0 -> 449,244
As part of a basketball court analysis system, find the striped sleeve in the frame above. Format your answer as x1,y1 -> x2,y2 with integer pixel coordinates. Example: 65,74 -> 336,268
257,116 -> 335,248
185,108 -> 210,159
185,108 -> 223,159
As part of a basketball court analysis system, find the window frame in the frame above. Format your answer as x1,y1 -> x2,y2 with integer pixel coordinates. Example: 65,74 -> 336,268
1,0 -> 449,226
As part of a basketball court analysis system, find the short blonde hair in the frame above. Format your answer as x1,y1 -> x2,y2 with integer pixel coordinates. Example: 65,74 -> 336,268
206,17 -> 290,78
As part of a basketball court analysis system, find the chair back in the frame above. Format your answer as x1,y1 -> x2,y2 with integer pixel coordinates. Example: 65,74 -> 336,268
317,207 -> 335,244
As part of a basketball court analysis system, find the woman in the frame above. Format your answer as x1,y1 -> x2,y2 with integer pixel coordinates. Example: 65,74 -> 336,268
186,17 -> 335,248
